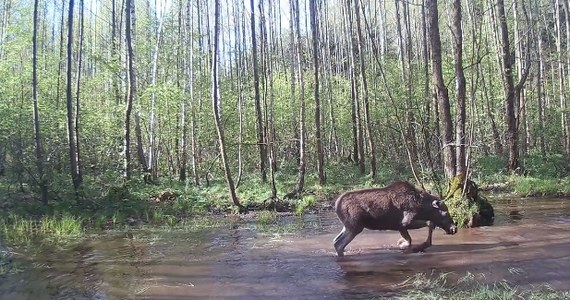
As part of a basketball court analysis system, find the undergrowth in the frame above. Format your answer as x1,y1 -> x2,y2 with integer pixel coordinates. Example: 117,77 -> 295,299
0,156 -> 569,243
388,272 -> 570,300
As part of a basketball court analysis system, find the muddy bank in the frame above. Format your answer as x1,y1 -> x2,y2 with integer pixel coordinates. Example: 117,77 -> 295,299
2,197 -> 570,299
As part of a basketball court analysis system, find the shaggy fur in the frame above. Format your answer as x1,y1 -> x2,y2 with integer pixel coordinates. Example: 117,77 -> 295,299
333,181 -> 457,257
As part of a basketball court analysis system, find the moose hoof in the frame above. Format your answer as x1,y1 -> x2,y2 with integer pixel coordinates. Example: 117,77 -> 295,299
397,238 -> 411,249
405,242 -> 430,253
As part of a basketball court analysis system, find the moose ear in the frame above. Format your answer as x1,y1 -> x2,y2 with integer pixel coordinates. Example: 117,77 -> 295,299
432,200 -> 441,209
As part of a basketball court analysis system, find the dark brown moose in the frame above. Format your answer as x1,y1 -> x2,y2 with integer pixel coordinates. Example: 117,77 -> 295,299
333,181 -> 457,257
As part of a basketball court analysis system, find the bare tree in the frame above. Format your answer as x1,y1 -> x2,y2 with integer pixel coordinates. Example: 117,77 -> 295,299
495,0 -> 530,172
427,0 -> 455,179
420,0 -> 435,173
345,0 -> 365,174
147,3 -> 166,182
111,0 -> 121,104
261,0 -> 278,198
32,0 -> 48,204
287,0 -> 307,197
533,0 -> 546,156
451,0 -> 466,176
354,0 -> 376,179
212,0 -> 244,212
234,0 -> 245,187
251,0 -> 268,183
66,0 -> 81,190
310,0 -> 326,185
555,0 -> 569,154
180,0 -> 190,182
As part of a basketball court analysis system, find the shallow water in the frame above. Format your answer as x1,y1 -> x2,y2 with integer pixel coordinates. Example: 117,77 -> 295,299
2,197 -> 570,299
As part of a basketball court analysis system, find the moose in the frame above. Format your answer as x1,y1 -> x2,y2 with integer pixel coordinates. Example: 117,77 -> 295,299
333,181 -> 457,257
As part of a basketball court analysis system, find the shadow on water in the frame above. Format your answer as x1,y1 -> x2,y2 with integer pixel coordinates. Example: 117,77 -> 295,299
3,197 -> 570,299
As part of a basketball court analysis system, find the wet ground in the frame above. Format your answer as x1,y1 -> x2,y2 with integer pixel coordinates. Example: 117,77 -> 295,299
2,197 -> 570,299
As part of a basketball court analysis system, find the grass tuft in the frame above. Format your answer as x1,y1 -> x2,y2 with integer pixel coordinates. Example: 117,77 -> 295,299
388,272 -> 570,300
0,214 -> 83,245
256,210 -> 279,225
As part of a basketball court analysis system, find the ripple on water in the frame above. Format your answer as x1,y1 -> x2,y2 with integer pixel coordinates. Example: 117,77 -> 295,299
4,197 -> 570,299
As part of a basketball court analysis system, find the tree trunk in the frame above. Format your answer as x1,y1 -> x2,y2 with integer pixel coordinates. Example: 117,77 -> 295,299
251,0 -> 268,183
451,0 -> 466,176
123,0 -> 135,180
234,0 -> 244,187
75,0 -> 84,187
148,7 -> 165,182
129,0 -> 149,182
565,0 -> 570,153
288,0 -> 299,164
345,0 -> 365,174
56,1 -> 65,108
111,0 -> 121,104
189,0 -> 200,186
532,0 -> 546,155
323,4 -> 340,156
32,0 -> 48,204
310,0 -> 326,185
212,0 -> 244,212
555,0 -> 570,155
420,0 -> 435,173
259,0 -> 277,197
496,0 -> 530,172
498,0 -> 518,170
291,0 -> 307,196
180,0 -> 191,183
427,0 -> 455,179
354,0 -> 376,180
66,0 -> 81,190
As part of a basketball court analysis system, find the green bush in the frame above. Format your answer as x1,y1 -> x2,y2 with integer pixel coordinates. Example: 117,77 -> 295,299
295,195 -> 316,216
512,177 -> 564,197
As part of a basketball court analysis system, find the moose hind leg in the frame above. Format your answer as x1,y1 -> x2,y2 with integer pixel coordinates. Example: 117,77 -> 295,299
334,226 -> 362,257
333,227 -> 347,256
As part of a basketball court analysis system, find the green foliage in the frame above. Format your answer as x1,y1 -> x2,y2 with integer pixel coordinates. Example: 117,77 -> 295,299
473,156 -> 506,177
524,154 -> 570,178
295,195 -> 316,216
512,177 -> 570,197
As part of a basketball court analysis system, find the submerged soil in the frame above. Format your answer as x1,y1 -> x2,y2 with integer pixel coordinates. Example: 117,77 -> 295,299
2,197 -> 570,299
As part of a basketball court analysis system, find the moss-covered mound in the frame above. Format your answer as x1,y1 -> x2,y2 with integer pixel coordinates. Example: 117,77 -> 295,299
444,174 -> 495,227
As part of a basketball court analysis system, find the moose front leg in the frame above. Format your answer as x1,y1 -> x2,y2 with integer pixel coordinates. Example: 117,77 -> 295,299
400,220 -> 434,253
397,229 -> 412,249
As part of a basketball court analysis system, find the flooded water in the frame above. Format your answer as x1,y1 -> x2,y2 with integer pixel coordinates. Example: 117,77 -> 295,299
2,197 -> 570,299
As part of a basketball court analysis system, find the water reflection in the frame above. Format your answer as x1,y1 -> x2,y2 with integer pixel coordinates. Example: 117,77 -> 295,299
3,197 -> 570,299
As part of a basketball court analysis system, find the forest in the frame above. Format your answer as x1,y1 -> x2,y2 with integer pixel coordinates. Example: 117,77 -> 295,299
0,0 -> 570,226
